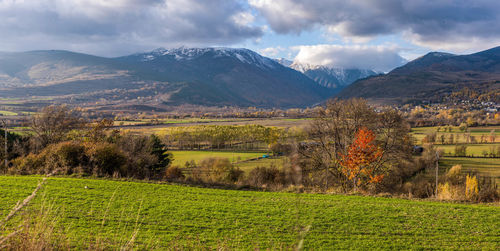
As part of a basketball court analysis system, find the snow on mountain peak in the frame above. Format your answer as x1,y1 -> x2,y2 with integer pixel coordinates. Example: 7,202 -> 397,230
140,47 -> 277,69
273,60 -> 378,89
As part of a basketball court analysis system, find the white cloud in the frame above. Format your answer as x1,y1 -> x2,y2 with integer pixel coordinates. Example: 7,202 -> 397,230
258,46 -> 286,57
292,44 -> 407,72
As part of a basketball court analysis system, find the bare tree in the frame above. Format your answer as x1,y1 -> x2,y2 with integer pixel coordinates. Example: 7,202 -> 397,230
30,105 -> 85,150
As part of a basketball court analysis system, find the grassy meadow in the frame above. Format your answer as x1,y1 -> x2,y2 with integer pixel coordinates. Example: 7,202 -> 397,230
437,144 -> 498,156
235,157 -> 288,172
170,150 -> 266,167
0,110 -> 17,116
411,126 -> 500,144
169,150 -> 288,172
0,176 -> 499,249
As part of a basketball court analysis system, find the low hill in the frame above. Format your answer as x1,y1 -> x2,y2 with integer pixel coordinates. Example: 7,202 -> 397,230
338,46 -> 500,104
1,176 -> 498,249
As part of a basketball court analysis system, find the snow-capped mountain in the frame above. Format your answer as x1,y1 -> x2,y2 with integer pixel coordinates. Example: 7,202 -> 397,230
115,47 -> 334,107
273,58 -> 293,67
137,47 -> 278,70
0,47 -> 335,108
275,60 -> 378,90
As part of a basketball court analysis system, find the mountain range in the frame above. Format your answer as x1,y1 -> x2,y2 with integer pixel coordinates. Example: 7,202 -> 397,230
289,63 -> 378,90
338,46 -> 500,104
273,58 -> 378,91
0,48 -> 336,108
0,46 -> 498,109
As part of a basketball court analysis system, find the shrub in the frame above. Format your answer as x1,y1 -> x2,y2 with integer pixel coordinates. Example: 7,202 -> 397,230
465,175 -> 479,200
9,153 -> 44,175
437,182 -> 452,200
85,142 -> 126,176
446,165 -> 463,185
190,158 -> 243,184
270,143 -> 293,156
476,177 -> 499,202
403,172 -> 434,198
437,182 -> 463,201
115,133 -> 171,178
9,142 -> 87,175
454,145 -> 467,157
246,166 -> 288,188
165,166 -> 185,180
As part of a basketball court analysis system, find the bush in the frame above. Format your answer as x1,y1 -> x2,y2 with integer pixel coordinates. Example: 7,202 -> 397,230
465,175 -> 479,200
246,166 -> 288,189
9,142 -> 87,175
270,143 -> 293,156
115,133 -> 171,178
190,158 -> 244,184
165,166 -> 185,180
403,172 -> 434,198
85,142 -> 126,176
437,165 -> 499,202
437,182 -> 463,200
446,165 -> 463,185
10,141 -> 127,177
476,177 -> 499,202
454,145 -> 467,157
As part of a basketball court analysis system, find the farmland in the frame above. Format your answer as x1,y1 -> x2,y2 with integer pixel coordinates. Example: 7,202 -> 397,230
411,126 -> 500,144
410,126 -> 500,186
170,150 -> 266,167
440,157 -> 500,184
0,176 -> 499,249
170,150 -> 287,172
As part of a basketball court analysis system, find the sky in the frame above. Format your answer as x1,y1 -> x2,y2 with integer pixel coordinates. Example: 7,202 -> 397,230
0,0 -> 499,72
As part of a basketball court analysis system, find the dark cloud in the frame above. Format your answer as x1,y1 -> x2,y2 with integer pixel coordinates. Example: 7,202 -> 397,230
250,0 -> 500,52
0,0 -> 262,56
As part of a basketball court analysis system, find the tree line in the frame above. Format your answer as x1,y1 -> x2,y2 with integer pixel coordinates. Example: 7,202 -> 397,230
1,100 -> 497,202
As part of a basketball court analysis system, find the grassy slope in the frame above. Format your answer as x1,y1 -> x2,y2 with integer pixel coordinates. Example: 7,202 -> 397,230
0,176 -> 499,249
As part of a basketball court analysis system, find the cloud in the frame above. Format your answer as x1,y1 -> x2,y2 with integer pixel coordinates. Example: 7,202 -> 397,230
292,44 -> 407,72
249,0 -> 500,53
258,46 -> 286,57
0,0 -> 263,56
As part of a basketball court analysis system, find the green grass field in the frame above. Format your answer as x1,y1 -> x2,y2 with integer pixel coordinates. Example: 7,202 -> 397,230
0,110 -> 17,116
0,176 -> 498,249
170,150 -> 266,167
411,126 -> 500,144
436,144 -> 499,156
235,157 -> 288,172
411,126 -> 500,134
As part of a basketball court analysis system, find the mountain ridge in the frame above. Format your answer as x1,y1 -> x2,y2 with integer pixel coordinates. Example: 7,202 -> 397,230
0,47 -> 334,108
338,46 -> 500,104
286,61 -> 378,90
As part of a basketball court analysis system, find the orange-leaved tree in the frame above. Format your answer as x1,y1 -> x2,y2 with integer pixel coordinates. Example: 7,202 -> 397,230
340,127 -> 384,190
